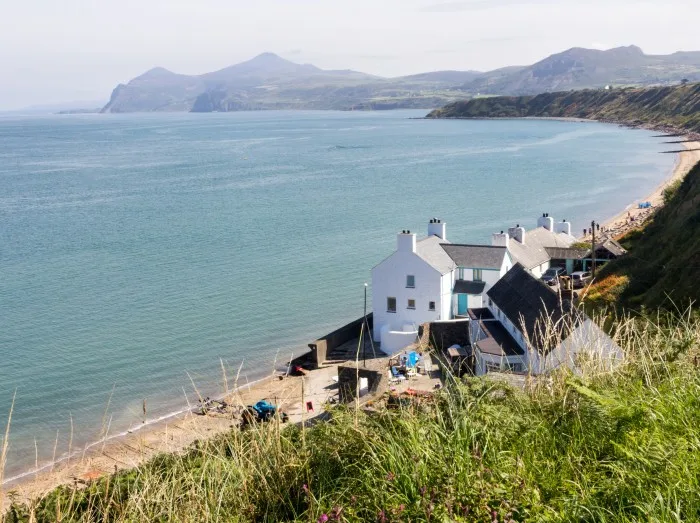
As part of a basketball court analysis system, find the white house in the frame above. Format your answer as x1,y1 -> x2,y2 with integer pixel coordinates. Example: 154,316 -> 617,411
371,220 -> 454,354
371,219 -> 512,354
494,214 -> 577,278
470,263 -> 623,375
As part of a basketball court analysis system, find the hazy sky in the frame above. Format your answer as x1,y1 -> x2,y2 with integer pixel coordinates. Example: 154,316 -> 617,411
1,0 -> 697,110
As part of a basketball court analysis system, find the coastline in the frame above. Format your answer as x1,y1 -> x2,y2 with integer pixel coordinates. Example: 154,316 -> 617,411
598,140 -> 700,237
2,363 -> 345,507
3,133 -> 699,508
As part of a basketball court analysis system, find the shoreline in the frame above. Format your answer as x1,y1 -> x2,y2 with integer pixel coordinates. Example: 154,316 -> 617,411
596,139 -> 700,238
3,132 -> 700,508
2,362 -> 346,507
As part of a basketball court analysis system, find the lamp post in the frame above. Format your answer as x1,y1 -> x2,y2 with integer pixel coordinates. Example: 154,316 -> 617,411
590,220 -> 599,278
363,283 -> 368,366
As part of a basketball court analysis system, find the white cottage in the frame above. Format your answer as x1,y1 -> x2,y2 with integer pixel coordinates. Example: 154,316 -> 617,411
494,214 -> 576,278
471,264 -> 623,375
371,219 -> 513,354
371,220 -> 454,354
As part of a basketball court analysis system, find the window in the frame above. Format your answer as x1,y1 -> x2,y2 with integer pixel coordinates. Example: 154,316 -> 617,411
407,299 -> 416,309
429,301 -> 436,311
406,275 -> 415,288
387,297 -> 396,313
458,268 -> 465,280
473,268 -> 483,281
485,362 -> 501,373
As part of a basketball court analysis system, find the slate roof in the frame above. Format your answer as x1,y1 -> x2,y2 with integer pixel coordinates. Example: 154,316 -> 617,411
440,244 -> 507,270
453,280 -> 487,295
595,238 -> 627,257
471,320 -> 524,357
487,263 -> 581,353
507,228 -> 576,269
415,235 -> 456,275
545,247 -> 588,260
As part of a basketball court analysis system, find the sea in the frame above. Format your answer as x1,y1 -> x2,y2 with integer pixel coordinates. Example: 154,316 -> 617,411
0,110 -> 676,479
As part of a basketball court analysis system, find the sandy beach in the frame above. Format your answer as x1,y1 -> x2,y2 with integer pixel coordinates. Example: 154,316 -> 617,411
1,363 -> 345,507
594,140 -> 700,239
3,138 -> 700,509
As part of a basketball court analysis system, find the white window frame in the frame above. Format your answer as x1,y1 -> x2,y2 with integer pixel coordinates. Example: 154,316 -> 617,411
406,275 -> 415,288
473,268 -> 483,282
387,297 -> 397,313
428,301 -> 436,311
407,299 -> 416,310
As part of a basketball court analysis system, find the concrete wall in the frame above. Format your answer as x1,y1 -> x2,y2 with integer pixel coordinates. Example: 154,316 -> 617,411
379,324 -> 419,355
420,319 -> 471,352
337,365 -> 385,403
307,314 -> 373,368
372,250 -> 443,343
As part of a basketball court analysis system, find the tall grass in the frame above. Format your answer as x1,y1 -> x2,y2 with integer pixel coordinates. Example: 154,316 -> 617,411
4,312 -> 700,522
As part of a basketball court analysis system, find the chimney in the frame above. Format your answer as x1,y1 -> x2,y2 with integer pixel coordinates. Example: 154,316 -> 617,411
537,212 -> 554,232
492,230 -> 509,248
397,230 -> 417,253
555,219 -> 572,236
507,224 -> 525,244
427,218 -> 447,240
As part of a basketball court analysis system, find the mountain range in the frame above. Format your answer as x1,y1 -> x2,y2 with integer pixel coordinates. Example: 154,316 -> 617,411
101,46 -> 700,113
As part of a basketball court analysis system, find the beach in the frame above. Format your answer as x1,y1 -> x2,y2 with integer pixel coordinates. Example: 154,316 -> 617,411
597,140 -> 700,238
2,133 -> 697,508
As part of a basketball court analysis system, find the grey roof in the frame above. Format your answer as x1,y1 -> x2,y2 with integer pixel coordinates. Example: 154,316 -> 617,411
415,235 -> 455,275
471,320 -> 524,357
507,228 -> 576,269
487,264 -> 582,353
545,247 -> 588,260
441,244 -> 507,269
453,280 -> 487,295
595,238 -> 627,257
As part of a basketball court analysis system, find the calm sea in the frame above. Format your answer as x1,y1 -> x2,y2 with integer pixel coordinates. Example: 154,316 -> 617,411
0,110 -> 675,478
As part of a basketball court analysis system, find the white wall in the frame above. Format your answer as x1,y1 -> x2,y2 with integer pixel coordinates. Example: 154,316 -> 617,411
474,349 -> 528,376
372,251 -> 443,343
379,324 -> 419,355
529,260 -> 551,279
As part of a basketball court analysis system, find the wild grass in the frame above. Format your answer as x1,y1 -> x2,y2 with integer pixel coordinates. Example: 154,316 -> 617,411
4,312 -> 700,522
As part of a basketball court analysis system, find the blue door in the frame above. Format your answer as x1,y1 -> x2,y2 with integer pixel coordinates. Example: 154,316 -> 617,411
457,294 -> 468,315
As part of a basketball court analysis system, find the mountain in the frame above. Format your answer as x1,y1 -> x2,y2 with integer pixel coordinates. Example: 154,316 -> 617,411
101,48 -> 700,113
427,82 -> 700,135
461,46 -> 700,95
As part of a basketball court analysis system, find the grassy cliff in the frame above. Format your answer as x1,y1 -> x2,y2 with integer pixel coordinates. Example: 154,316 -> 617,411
591,161 -> 700,309
5,315 -> 700,522
427,83 -> 700,134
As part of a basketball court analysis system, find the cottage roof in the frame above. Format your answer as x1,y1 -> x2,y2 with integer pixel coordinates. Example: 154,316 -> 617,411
440,244 -> 507,270
487,264 -> 582,353
453,280 -> 487,295
594,238 -> 627,257
507,228 -> 575,269
545,246 -> 588,260
471,320 -> 524,357
415,235 -> 455,275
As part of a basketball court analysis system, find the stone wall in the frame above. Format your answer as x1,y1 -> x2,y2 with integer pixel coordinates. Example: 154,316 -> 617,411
305,314 -> 374,369
419,320 -> 471,352
337,365 -> 386,403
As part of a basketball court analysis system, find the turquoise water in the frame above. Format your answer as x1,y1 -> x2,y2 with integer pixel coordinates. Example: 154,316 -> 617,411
0,110 -> 675,478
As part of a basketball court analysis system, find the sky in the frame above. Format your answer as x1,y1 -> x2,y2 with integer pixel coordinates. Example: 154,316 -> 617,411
0,0 -> 698,110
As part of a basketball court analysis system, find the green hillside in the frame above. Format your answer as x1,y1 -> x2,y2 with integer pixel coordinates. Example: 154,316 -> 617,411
597,161 -> 700,309
427,83 -> 700,134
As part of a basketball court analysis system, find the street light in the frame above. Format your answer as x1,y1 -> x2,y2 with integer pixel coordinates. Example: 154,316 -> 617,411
363,283 -> 368,366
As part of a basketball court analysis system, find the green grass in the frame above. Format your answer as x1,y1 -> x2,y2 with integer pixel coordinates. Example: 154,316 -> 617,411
4,313 -> 700,522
